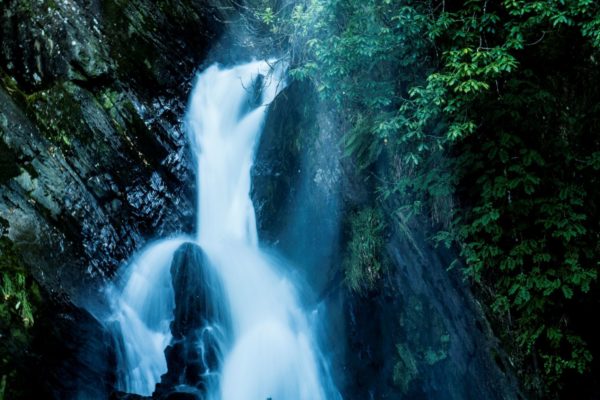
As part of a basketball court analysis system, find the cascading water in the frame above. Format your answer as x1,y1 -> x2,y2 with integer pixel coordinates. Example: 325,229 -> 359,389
109,60 -> 340,399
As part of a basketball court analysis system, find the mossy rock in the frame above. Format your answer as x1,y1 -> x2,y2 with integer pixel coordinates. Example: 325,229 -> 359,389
1,0 -> 112,92
392,295 -> 451,393
26,82 -> 88,148
393,343 -> 418,393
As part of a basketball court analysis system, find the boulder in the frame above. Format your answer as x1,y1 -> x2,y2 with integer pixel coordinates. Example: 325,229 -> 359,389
154,243 -> 229,399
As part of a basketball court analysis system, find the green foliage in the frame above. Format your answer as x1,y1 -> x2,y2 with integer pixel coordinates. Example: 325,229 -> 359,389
0,220 -> 37,329
1,271 -> 35,328
425,3 -> 600,391
0,223 -> 40,399
343,207 -> 386,293
278,0 -> 436,169
263,0 -> 600,395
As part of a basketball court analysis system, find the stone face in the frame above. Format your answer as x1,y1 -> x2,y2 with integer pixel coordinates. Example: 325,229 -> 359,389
170,243 -> 220,338
342,228 -> 521,400
154,243 -> 228,400
252,81 -> 344,297
0,0 -> 111,92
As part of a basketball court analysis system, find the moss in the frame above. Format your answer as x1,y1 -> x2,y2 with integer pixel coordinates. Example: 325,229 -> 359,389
98,89 -> 121,113
393,296 -> 452,392
2,70 -> 90,151
26,82 -> 96,149
393,343 -> 418,393
0,71 -> 29,110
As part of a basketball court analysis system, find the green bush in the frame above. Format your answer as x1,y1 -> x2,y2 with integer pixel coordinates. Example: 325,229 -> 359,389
0,221 -> 39,400
343,207 -> 386,293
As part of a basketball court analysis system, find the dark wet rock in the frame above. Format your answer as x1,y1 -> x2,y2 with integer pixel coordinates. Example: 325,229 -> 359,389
0,0 -> 112,92
37,302 -> 115,399
154,243 -> 228,400
14,293 -> 117,400
110,391 -> 150,400
0,138 -> 20,184
162,390 -> 203,400
252,82 -> 306,246
252,81 -> 344,296
169,243 -> 226,338
341,225 -> 521,399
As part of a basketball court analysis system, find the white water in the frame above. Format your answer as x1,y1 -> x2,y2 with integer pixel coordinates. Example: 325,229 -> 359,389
110,60 -> 339,399
110,236 -> 190,394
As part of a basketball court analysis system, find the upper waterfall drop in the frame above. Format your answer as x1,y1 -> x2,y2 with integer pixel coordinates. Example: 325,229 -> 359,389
110,59 -> 340,400
188,60 -> 337,400
187,60 -> 285,245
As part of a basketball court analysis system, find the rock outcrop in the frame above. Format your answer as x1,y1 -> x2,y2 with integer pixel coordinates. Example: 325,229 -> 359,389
252,81 -> 345,297
154,243 -> 229,400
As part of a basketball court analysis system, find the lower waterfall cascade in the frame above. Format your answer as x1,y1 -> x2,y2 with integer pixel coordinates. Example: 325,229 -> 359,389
108,60 -> 341,400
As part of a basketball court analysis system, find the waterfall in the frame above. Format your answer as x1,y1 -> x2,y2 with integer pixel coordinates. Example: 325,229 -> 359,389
109,60 -> 340,400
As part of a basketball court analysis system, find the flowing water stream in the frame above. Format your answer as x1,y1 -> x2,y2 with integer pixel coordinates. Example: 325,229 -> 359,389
108,60 -> 340,399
